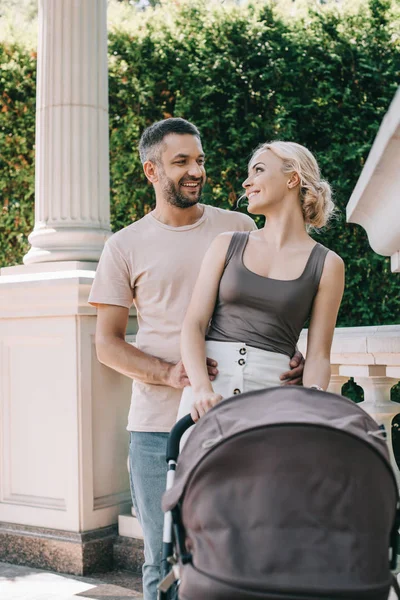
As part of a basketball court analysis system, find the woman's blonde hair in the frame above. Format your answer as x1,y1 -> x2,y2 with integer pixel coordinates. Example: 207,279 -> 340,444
252,141 -> 335,228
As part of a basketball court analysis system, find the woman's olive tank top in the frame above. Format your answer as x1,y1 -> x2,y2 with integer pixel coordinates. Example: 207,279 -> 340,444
206,231 -> 329,357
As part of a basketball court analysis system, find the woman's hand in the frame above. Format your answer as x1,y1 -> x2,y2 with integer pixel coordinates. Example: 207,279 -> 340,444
191,390 -> 223,422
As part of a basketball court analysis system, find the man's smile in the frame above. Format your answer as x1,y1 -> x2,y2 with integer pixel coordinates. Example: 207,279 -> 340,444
180,181 -> 202,190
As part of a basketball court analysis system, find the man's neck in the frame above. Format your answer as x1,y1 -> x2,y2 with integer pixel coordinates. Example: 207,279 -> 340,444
152,203 -> 204,227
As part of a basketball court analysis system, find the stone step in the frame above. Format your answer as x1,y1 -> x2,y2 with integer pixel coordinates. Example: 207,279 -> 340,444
118,512 -> 143,539
113,535 -> 144,573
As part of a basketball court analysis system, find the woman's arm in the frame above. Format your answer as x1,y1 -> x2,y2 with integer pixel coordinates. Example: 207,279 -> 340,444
303,251 -> 345,390
181,232 -> 233,420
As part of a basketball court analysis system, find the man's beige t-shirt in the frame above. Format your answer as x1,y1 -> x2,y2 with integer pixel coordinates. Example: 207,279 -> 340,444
88,204 -> 256,432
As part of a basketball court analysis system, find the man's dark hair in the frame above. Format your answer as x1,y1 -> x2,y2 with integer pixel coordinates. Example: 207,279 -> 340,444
138,118 -> 201,164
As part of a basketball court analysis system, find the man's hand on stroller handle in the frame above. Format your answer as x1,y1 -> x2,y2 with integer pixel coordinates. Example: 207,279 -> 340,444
190,390 -> 223,422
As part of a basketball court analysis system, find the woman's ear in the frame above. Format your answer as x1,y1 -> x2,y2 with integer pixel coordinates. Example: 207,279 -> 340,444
143,160 -> 159,184
287,172 -> 300,189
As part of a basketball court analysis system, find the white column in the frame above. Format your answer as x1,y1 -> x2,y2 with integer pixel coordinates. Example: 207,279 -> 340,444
23,0 -> 111,265
346,87 -> 400,272
0,1 -> 138,573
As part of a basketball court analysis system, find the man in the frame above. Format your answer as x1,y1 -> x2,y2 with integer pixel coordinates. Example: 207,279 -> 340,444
88,118 -> 303,600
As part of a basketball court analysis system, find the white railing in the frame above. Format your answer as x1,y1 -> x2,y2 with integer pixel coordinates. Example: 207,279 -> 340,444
299,324 -> 400,393
299,325 -> 400,486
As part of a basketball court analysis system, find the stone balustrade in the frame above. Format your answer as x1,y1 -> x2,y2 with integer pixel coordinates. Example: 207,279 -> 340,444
298,324 -> 400,487
298,324 -> 400,393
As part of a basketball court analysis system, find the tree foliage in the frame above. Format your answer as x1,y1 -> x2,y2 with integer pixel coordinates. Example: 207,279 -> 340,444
1,0 -> 399,332
0,43 -> 36,265
107,0 -> 400,328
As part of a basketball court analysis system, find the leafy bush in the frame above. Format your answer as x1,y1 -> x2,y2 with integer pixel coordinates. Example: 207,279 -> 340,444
107,0 -> 400,327
0,44 -> 36,265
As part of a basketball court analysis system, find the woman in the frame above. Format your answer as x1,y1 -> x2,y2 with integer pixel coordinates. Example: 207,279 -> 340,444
178,141 -> 345,424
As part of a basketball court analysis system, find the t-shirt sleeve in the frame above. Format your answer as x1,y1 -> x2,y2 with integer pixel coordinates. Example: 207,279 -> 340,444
88,238 -> 134,309
248,218 -> 258,231
237,213 -> 257,232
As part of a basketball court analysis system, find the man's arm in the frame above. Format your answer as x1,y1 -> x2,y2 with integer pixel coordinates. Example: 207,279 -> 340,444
95,304 -> 217,389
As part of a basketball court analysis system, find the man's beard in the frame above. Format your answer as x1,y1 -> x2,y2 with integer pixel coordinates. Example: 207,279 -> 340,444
162,176 -> 203,209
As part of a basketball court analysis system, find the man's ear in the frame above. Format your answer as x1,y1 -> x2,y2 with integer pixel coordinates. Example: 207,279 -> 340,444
143,160 -> 159,184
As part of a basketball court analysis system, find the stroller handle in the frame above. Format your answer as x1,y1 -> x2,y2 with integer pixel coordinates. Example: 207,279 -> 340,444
166,414 -> 195,462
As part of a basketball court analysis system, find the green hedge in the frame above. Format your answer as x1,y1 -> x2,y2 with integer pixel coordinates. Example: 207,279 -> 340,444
1,0 -> 400,332
0,44 -> 36,265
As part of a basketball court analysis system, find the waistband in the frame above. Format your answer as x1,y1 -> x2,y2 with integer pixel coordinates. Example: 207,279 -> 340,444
205,340 -> 290,369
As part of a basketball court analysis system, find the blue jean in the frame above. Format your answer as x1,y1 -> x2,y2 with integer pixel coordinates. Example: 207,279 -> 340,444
129,431 -> 169,600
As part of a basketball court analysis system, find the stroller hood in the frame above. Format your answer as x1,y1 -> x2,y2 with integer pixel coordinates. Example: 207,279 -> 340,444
163,386 -> 392,512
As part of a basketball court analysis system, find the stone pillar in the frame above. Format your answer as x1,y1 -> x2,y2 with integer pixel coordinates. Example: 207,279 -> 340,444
23,0 -> 111,265
346,87 -> 400,273
0,0 -> 137,575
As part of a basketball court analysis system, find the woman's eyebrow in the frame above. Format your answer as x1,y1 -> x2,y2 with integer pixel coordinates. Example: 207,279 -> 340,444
249,161 -> 265,172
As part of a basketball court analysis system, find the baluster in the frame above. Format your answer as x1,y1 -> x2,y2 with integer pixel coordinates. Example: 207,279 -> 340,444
327,365 -> 349,395
341,366 -> 400,487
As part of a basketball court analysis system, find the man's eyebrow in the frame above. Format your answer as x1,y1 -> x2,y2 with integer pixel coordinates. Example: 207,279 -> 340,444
171,153 -> 205,160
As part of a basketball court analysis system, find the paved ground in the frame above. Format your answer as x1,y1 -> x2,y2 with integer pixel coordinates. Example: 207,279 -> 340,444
2,561 -> 400,599
0,562 -> 143,600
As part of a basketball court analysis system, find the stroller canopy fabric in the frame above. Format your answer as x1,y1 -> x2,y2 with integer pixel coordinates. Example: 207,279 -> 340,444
163,386 -> 393,512
163,387 -> 399,600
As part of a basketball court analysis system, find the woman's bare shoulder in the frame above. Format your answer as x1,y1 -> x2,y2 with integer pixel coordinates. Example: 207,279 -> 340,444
203,231 -> 237,265
325,249 -> 344,269
321,249 -> 345,283
211,231 -> 236,249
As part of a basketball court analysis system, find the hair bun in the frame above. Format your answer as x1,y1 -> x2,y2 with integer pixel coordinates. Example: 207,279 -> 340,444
302,180 -> 334,228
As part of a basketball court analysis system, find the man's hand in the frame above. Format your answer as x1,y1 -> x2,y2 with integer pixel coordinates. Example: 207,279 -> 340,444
166,358 -> 218,389
191,390 -> 223,422
280,349 -> 304,386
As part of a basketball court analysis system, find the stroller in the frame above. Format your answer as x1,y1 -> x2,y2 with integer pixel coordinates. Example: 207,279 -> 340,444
158,386 -> 400,600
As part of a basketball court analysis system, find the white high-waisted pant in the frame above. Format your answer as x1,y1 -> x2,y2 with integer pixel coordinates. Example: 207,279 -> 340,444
177,340 -> 291,423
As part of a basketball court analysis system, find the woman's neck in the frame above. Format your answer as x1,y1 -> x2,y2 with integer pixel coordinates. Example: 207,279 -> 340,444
259,205 -> 310,250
